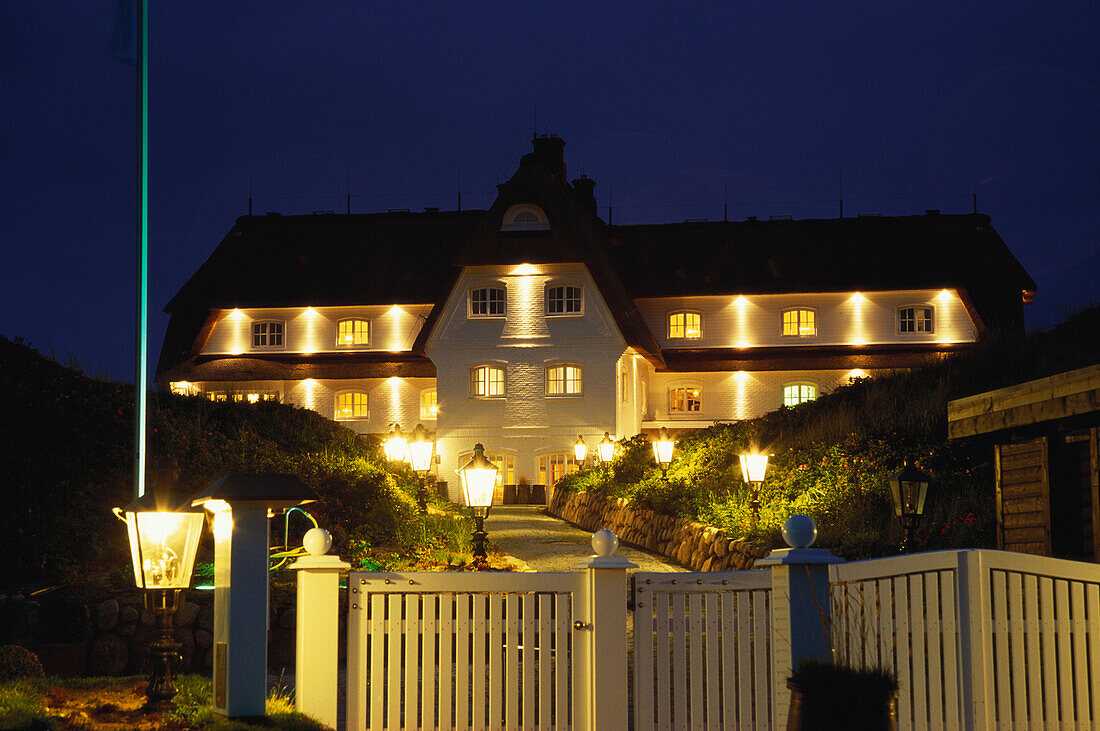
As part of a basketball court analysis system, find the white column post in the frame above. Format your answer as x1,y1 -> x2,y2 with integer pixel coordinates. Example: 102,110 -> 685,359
755,516 -> 844,730
289,529 -> 348,730
572,529 -> 636,731
956,549 -> 993,730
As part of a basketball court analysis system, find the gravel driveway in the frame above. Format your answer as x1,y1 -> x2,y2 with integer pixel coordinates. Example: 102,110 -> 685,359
488,505 -> 687,573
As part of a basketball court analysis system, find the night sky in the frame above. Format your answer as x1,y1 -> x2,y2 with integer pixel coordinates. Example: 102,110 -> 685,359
2,2 -> 1096,384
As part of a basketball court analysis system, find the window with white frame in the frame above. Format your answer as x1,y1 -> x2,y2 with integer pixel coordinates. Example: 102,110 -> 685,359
782,383 -> 817,407
669,386 -> 702,413
539,453 -> 580,486
337,318 -> 369,346
420,389 -> 437,419
668,311 -> 702,339
898,305 -> 934,333
335,391 -> 369,420
546,285 -> 583,315
470,287 -> 506,318
500,204 -> 550,232
782,308 -> 817,336
546,364 -> 582,396
252,320 -> 284,348
470,365 -> 505,398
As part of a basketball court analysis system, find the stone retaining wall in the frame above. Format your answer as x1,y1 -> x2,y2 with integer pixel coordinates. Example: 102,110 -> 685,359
548,489 -> 768,571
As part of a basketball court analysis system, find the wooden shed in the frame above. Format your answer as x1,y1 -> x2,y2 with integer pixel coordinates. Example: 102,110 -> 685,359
947,364 -> 1100,561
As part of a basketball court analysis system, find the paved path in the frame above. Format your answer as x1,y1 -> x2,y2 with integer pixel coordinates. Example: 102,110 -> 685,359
488,505 -> 686,572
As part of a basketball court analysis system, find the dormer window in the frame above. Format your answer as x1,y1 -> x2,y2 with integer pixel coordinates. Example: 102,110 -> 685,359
337,318 -> 370,346
782,308 -> 817,337
252,320 -> 284,348
898,305 -> 934,333
546,285 -> 583,315
500,204 -> 550,232
470,286 -> 506,318
668,311 -> 702,339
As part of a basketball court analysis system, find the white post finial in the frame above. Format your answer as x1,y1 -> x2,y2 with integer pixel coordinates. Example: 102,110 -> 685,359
591,528 -> 619,556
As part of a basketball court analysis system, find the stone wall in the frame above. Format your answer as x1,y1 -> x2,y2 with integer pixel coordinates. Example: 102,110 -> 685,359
548,488 -> 768,571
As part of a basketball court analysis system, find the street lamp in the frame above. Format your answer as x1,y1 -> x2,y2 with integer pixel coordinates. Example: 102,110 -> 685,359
597,432 -> 616,467
113,463 -> 203,710
573,435 -> 588,465
383,423 -> 408,463
889,461 -> 931,553
457,443 -> 499,565
652,427 -> 675,481
739,452 -> 770,523
407,423 -> 435,511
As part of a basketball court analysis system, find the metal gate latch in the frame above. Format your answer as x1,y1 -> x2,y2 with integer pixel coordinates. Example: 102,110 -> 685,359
573,621 -> 592,631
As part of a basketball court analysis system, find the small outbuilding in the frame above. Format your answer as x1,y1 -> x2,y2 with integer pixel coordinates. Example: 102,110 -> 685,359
947,364 -> 1100,561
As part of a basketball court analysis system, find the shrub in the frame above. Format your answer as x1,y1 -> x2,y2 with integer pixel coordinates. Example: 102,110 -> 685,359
0,646 -> 44,681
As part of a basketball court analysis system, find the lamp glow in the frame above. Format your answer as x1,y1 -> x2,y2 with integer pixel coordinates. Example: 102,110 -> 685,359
653,427 -> 675,477
383,423 -> 408,463
458,443 -> 499,564
407,423 -> 434,474
597,432 -> 616,465
573,435 -> 588,463
739,453 -> 769,484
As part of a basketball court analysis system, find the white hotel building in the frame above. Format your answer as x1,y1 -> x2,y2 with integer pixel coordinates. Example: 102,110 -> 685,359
157,137 -> 1035,503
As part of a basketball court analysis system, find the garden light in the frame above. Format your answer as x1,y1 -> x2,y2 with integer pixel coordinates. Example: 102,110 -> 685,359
653,427 -> 675,479
739,452 -> 770,523
383,423 -> 408,463
457,443 -> 499,563
407,423 -> 435,510
112,461 -> 203,710
573,435 -> 588,464
597,432 -> 616,466
889,461 -> 931,553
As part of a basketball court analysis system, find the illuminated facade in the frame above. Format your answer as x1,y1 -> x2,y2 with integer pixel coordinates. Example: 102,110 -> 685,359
158,137 -> 1035,502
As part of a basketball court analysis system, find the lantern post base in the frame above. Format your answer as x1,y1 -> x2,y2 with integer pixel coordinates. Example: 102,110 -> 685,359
144,588 -> 184,711
469,508 -> 490,565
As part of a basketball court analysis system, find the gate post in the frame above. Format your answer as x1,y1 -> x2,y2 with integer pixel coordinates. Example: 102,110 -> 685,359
289,529 -> 349,730
756,516 -> 844,730
573,529 -> 637,731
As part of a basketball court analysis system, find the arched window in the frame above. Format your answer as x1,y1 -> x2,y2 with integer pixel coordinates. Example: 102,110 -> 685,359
500,204 -> 550,232
668,311 -> 702,339
782,383 -> 817,407
669,386 -> 702,413
898,305 -> 934,333
781,308 -> 816,337
546,284 -> 583,315
470,286 -> 506,318
337,318 -> 370,346
470,365 -> 506,398
420,389 -> 438,419
335,391 -> 369,420
546,364 -> 582,396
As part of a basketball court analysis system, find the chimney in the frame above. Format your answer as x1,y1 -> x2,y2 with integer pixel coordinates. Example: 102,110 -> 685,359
572,176 -> 596,216
531,136 -> 566,181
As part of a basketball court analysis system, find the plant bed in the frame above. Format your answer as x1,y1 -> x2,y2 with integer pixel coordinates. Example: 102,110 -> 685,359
786,659 -> 898,730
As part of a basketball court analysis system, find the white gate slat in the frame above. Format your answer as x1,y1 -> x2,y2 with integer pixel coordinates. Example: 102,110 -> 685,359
656,591 -> 670,731
938,570 -> 959,727
753,591 -> 769,731
991,570 -> 1011,729
671,592 -> 687,729
471,594 -> 487,730
925,574 -> 943,731
420,594 -> 436,731
537,594 -> 552,731
404,594 -> 419,731
554,592 -> 569,731
455,594 -> 471,730
505,593 -> 520,729
864,580 -> 880,668
688,592 -> 704,731
736,591 -> 752,730
1005,574 -> 1026,727
348,595 -> 368,730
1023,574 -> 1043,729
386,594 -> 402,729
1086,584 -> 1100,728
521,593 -> 535,730
720,594 -> 736,731
876,579 -> 892,676
489,595 -> 504,730
845,584 -> 861,665
634,586 -> 654,731
370,594 -> 386,730
1054,580 -> 1074,725
893,576 -> 912,729
438,594 -> 454,731
704,592 -> 719,728
1070,581 -> 1089,728
1039,577 -> 1058,722
910,574 -> 928,729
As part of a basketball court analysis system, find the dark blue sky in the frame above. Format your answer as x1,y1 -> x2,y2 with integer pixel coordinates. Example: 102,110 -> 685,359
2,2 -> 1096,383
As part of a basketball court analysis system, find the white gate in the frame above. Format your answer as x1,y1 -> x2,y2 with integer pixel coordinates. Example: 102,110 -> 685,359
633,570 -> 774,731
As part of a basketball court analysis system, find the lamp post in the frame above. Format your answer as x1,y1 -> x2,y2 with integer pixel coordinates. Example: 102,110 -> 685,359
113,463 -> 204,710
573,435 -> 588,466
457,443 -> 499,565
739,452 -> 769,523
652,427 -> 675,482
597,432 -> 616,469
382,423 -> 408,464
889,461 -> 931,553
407,423 -> 435,511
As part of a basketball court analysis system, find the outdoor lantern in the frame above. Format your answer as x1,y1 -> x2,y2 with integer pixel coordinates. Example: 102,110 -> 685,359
383,423 -> 408,463
889,461 -> 932,553
573,435 -> 588,464
112,461 -> 204,710
407,423 -> 435,511
653,427 -> 675,479
739,452 -> 770,523
597,432 -> 616,466
457,443 -> 499,563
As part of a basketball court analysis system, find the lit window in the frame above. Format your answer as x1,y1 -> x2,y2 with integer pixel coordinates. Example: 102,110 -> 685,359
470,287 -> 506,318
547,285 -> 582,315
782,308 -> 816,336
420,389 -> 438,419
669,387 -> 702,413
500,204 -> 550,232
335,391 -> 368,420
337,318 -> 370,346
246,391 -> 279,403
782,383 -> 817,407
470,365 -> 505,398
547,364 -> 582,395
252,321 -> 284,348
898,305 -> 934,333
668,311 -> 702,339
539,453 -> 581,486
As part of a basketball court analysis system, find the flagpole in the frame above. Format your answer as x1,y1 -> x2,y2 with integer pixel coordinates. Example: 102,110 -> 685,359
134,0 -> 149,499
